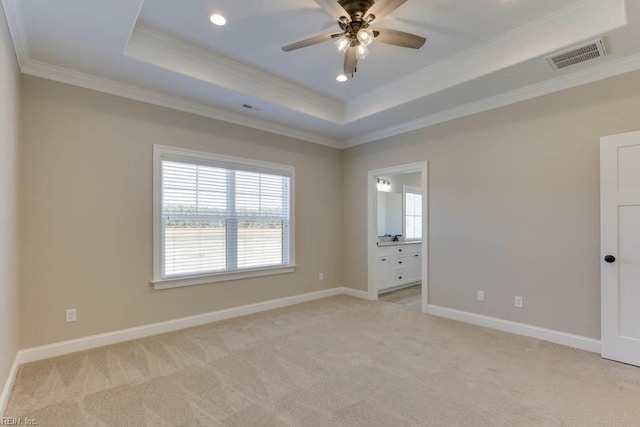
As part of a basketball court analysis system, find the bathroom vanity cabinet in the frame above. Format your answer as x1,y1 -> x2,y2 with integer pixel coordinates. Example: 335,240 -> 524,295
375,243 -> 421,292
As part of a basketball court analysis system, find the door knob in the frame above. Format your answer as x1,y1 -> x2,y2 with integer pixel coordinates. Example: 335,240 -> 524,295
604,255 -> 616,263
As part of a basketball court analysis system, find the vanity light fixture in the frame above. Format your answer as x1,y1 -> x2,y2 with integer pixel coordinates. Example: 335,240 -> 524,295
377,178 -> 391,192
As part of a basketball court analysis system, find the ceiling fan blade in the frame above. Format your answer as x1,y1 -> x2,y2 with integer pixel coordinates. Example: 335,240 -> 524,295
314,0 -> 348,21
282,33 -> 341,52
374,28 -> 426,49
366,0 -> 408,21
344,47 -> 357,75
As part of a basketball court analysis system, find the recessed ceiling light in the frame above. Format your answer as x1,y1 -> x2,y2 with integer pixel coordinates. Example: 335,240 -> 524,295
336,74 -> 348,83
209,13 -> 227,26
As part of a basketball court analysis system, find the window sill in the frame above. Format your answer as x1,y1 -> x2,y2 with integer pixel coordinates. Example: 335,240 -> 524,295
152,265 -> 297,290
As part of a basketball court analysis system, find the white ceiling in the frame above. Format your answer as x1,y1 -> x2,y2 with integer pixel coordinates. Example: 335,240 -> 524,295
2,0 -> 640,148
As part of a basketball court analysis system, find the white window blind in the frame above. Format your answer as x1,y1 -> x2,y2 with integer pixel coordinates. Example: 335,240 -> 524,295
404,189 -> 422,240
158,149 -> 292,282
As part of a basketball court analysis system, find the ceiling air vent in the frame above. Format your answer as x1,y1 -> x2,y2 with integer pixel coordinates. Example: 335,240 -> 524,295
546,38 -> 606,71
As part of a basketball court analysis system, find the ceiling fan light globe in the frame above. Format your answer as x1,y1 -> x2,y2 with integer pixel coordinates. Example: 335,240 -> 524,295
334,36 -> 350,55
356,44 -> 370,60
357,28 -> 374,46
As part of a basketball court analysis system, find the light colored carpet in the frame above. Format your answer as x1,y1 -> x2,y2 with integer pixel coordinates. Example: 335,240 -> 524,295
5,296 -> 640,426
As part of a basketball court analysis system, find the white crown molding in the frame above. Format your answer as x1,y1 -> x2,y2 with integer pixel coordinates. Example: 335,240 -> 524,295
18,51 -> 640,151
126,25 -> 345,124
346,52 -> 640,147
344,0 -> 627,122
0,0 -> 28,68
0,0 -> 343,148
124,0 -> 145,49
21,60 -> 343,148
428,304 -> 601,353
2,0 -> 638,151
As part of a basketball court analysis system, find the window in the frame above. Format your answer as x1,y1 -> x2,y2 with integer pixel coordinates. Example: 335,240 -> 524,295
404,185 -> 422,240
153,146 -> 295,290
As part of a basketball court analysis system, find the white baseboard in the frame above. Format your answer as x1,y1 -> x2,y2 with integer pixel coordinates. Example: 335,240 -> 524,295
3,290 -> 602,411
17,287 -> 346,365
341,287 -> 370,300
427,304 -> 601,354
0,354 -> 20,417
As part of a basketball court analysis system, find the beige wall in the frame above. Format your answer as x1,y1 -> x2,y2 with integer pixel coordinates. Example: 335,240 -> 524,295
0,5 -> 20,391
344,71 -> 640,340
20,76 -> 343,348
15,59 -> 640,348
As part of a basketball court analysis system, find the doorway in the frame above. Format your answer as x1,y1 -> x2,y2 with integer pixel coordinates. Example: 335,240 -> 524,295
367,162 -> 428,312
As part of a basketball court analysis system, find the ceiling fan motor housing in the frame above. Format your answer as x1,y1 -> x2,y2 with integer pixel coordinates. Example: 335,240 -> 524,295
338,0 -> 375,21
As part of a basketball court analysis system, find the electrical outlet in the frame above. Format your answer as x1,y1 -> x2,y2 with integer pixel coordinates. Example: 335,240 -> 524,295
515,296 -> 524,309
318,272 -> 324,281
66,308 -> 77,323
477,290 -> 485,302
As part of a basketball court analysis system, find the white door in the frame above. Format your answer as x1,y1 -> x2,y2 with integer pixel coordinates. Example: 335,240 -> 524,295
601,131 -> 640,366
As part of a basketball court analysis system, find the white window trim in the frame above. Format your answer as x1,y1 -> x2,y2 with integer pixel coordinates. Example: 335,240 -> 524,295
152,145 -> 296,290
403,185 -> 423,241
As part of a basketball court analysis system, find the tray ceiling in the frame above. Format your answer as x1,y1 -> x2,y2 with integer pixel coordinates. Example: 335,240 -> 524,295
2,0 -> 639,148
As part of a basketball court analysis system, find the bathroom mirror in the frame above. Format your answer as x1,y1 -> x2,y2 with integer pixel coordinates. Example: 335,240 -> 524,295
377,192 -> 402,236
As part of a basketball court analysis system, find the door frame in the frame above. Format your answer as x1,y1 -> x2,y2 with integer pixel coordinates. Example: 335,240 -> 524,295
600,131 -> 640,366
367,162 -> 429,312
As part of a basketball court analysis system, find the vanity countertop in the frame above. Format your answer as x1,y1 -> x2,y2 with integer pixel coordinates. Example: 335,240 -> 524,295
377,241 -> 422,247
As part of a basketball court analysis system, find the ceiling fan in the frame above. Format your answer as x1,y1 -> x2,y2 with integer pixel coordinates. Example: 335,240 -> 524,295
282,0 -> 426,80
